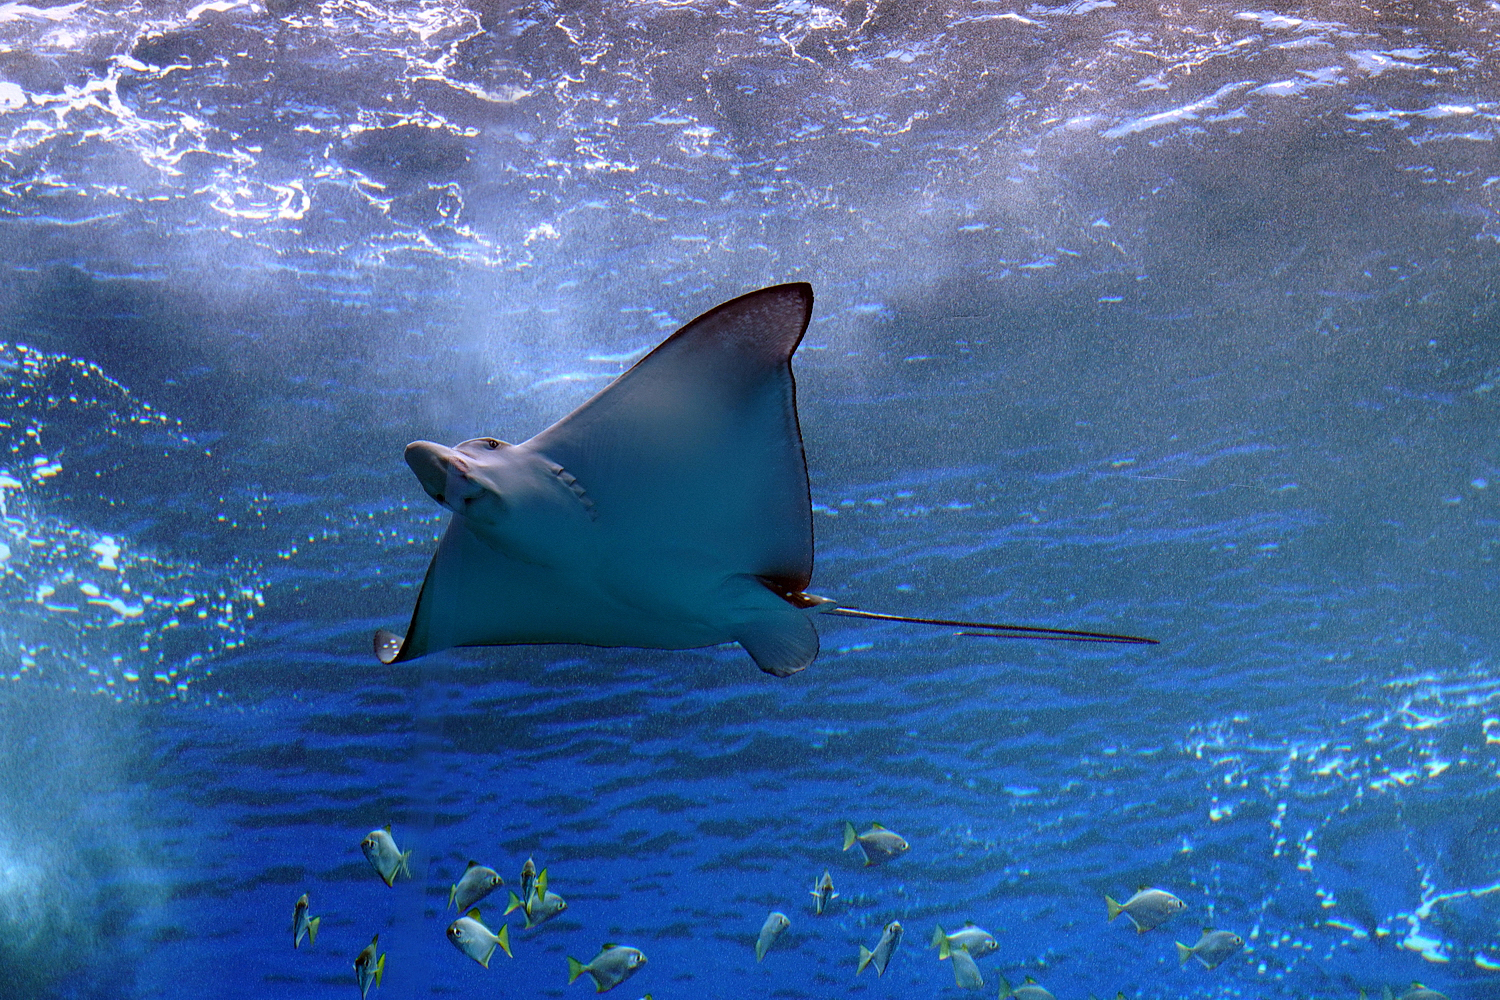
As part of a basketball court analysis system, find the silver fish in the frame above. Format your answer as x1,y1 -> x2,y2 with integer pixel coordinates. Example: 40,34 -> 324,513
292,892 -> 320,949
1105,887 -> 1185,933
354,935 -> 385,999
932,923 -> 996,959
755,911 -> 790,961
361,826 -> 412,887
1384,987 -> 1449,1000
999,974 -> 1054,1000
447,908 -> 512,968
843,821 -> 909,866
857,920 -> 903,976
520,858 -> 542,904
568,943 -> 647,993
508,887 -> 567,928
810,870 -> 838,915
449,861 -> 504,912
1176,928 -> 1243,969
950,946 -> 984,989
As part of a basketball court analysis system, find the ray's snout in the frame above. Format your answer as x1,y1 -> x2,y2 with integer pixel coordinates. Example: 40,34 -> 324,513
405,440 -> 485,511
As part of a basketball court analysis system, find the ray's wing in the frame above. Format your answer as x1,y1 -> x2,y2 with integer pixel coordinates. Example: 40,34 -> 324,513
524,283 -> 814,592
376,518 -> 579,663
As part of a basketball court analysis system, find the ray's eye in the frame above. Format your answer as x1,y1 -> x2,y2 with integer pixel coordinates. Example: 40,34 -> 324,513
484,438 -> 500,449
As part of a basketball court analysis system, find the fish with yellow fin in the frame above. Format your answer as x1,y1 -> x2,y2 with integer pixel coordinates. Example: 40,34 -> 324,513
1175,928 -> 1243,969
567,943 -> 646,992
1105,887 -> 1185,933
354,935 -> 385,998
932,923 -> 996,959
520,857 -> 542,903
810,870 -> 838,915
292,892 -> 320,948
508,885 -> 567,928
842,821 -> 909,866
448,861 -> 504,912
998,974 -> 1054,1000
447,908 -> 512,967
857,920 -> 902,976
360,826 -> 412,887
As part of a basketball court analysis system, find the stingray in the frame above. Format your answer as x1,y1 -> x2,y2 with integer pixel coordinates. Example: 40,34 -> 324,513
375,283 -> 1156,677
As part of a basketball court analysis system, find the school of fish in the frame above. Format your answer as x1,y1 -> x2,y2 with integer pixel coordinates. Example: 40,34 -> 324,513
285,821 -> 1446,998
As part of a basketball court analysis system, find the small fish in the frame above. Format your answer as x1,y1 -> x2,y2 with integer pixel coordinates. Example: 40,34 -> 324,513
810,870 -> 838,915
1105,887 -> 1186,933
447,908 -> 512,968
755,911 -> 790,961
292,892 -> 320,948
950,945 -> 985,989
520,858 -> 543,903
842,821 -> 909,866
354,935 -> 385,999
361,826 -> 412,887
1381,986 -> 1449,1000
449,861 -> 504,912
508,888 -> 567,928
567,943 -> 647,993
1176,928 -> 1243,969
932,923 -> 997,960
856,920 -> 903,976
998,974 -> 1055,1000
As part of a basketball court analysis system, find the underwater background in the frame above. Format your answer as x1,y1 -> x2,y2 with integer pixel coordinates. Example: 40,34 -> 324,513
1,0 -> 1499,997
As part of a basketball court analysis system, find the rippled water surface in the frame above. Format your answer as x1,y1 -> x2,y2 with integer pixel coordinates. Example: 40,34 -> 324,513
1,1 -> 1499,998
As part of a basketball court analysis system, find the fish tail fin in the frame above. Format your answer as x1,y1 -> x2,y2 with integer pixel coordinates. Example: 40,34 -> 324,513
398,849 -> 412,881
843,822 -> 856,851
931,925 -> 946,950
998,974 -> 1015,1000
536,868 -> 549,896
857,945 -> 873,975
506,891 -> 523,915
448,883 -> 457,909
1176,941 -> 1192,966
497,924 -> 512,959
756,939 -> 767,962
374,953 -> 385,988
307,916 -> 320,947
938,938 -> 952,960
567,957 -> 586,984
1105,895 -> 1122,922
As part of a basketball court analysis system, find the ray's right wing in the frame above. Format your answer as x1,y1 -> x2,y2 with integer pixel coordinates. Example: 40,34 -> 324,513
524,283 -> 815,592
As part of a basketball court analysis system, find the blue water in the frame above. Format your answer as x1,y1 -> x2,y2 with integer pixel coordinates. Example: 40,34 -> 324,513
1,1 -> 1499,998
